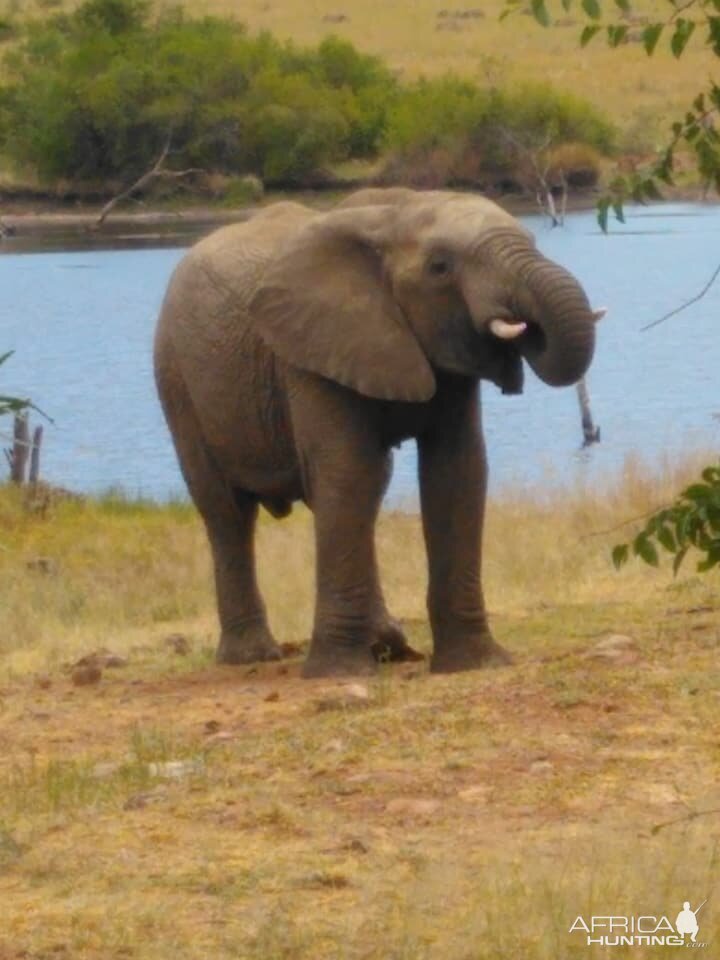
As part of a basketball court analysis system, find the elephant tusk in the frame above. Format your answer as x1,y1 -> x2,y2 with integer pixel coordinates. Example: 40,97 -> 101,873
489,319 -> 527,340
592,306 -> 608,322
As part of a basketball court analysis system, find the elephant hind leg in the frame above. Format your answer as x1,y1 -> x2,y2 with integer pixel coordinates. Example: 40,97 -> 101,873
157,351 -> 281,665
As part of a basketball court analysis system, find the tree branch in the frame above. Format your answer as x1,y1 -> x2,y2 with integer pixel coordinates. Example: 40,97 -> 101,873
93,132 -> 205,229
642,259 -> 720,331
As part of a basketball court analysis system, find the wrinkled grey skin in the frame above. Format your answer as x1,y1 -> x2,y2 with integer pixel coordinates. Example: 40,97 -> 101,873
154,188 -> 596,677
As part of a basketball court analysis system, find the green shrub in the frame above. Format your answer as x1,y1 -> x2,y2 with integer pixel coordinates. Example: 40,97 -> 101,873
382,76 -> 615,190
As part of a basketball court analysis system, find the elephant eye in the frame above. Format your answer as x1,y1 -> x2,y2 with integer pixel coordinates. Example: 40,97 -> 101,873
426,253 -> 454,279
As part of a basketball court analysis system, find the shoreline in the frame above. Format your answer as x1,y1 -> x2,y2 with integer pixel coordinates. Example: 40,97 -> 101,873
2,184 -> 715,239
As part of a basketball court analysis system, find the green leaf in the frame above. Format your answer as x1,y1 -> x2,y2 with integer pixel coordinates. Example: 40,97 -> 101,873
581,0 -> 602,19
671,19 -> 696,58
612,543 -> 629,569
561,0 -> 573,10
657,526 -> 677,554
684,484 -> 712,504
614,0 -> 630,12
607,24 -> 628,47
642,23 -> 663,55
642,178 -> 662,200
634,534 -> 660,567
612,199 -> 625,223
597,197 -> 610,232
531,0 -> 551,27
580,23 -> 602,45
672,547 -> 689,576
697,544 -> 720,572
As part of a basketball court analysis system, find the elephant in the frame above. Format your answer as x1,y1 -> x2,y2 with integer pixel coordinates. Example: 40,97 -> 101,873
154,187 -> 601,677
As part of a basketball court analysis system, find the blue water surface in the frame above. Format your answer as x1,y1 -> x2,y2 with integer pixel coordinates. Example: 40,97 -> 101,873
1,203 -> 718,506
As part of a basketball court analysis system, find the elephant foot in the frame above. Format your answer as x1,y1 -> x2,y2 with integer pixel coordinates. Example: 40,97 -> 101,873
430,636 -> 513,674
371,619 -> 425,663
302,637 -> 377,678
216,624 -> 282,665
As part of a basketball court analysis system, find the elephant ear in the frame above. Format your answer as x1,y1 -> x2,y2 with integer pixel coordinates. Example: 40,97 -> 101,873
249,206 -> 436,402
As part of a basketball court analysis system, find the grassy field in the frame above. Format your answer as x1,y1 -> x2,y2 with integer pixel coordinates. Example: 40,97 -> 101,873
8,0 -> 718,130
1,457 -> 719,958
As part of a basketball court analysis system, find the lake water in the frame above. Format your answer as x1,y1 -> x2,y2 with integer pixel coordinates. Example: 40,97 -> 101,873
1,202 -> 719,507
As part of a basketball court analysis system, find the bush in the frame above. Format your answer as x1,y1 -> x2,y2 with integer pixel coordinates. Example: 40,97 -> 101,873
0,0 -> 614,192
0,1 -> 397,185
382,76 -> 615,191
545,142 -> 603,188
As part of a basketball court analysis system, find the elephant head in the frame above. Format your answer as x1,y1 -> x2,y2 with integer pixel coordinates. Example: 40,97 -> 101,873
250,191 -> 599,401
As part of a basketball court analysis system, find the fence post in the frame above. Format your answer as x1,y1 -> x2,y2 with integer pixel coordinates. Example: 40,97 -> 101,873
10,413 -> 30,484
29,424 -> 43,485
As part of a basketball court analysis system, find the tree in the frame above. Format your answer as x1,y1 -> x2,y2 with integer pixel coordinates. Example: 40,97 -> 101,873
504,0 -> 720,227
504,0 -> 720,573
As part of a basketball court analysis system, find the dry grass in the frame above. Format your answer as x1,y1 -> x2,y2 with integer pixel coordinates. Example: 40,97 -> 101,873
6,0 -> 718,126
1,458 -> 719,958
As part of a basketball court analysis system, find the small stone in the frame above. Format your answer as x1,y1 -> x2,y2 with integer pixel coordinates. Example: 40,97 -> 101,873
34,675 -> 52,690
344,683 -> 369,701
204,720 -> 222,734
123,790 -> 166,811
385,797 -> 439,818
529,760 -> 555,775
264,690 -> 280,702
164,634 -> 190,656
586,634 -> 639,663
457,784 -> 491,803
103,654 -> 128,669
26,556 -> 57,575
147,759 -> 203,779
72,664 -> 102,686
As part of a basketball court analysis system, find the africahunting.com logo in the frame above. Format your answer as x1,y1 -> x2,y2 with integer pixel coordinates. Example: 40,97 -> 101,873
569,899 -> 709,948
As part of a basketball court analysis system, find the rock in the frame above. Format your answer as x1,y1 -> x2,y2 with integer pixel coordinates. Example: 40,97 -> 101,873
204,720 -> 222,735
147,759 -> 204,779
164,633 -> 190,656
34,675 -> 52,690
264,690 -> 280,703
529,760 -> 555,776
586,634 -> 639,663
26,556 -> 57,575
385,797 -> 439,818
71,663 -> 102,686
103,654 -> 128,669
123,789 -> 167,811
314,683 -> 371,712
457,784 -> 491,803
71,650 -> 128,670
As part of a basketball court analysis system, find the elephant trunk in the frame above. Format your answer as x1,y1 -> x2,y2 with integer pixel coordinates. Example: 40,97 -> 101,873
476,231 -> 596,388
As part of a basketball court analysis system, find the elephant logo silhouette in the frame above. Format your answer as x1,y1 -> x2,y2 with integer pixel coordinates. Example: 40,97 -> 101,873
676,900 -> 706,942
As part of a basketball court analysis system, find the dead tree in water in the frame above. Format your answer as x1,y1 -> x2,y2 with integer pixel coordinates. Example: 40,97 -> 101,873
577,377 -> 600,447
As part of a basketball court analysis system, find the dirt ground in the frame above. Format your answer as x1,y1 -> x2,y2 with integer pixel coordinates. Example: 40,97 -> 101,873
1,603 -> 718,959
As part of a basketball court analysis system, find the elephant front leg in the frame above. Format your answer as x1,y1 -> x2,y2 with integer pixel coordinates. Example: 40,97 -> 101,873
207,495 -> 281,665
303,480 -> 385,678
418,380 -> 512,674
